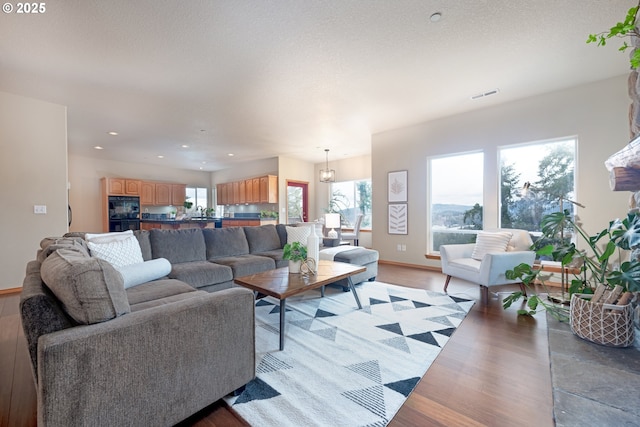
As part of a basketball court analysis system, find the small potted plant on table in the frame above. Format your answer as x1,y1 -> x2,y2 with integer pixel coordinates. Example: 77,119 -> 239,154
283,241 -> 307,274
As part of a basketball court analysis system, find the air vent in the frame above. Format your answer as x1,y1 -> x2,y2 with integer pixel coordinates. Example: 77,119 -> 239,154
471,89 -> 500,100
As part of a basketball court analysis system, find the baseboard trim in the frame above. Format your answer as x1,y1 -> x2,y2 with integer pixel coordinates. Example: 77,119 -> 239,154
378,259 -> 441,272
0,287 -> 21,295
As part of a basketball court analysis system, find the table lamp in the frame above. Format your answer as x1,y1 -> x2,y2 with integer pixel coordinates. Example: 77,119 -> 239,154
325,213 -> 341,238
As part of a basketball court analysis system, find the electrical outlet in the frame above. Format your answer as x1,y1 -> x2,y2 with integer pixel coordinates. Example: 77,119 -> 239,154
401,244 -> 407,251
397,244 -> 402,251
34,205 -> 47,214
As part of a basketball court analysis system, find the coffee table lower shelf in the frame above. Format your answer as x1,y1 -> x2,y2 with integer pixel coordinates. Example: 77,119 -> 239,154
234,260 -> 366,350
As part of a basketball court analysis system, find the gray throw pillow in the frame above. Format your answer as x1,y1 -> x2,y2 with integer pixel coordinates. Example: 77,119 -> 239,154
243,225 -> 281,253
40,248 -> 130,324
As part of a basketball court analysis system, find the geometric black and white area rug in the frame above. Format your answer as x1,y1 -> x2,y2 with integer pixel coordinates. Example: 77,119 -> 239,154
224,282 -> 474,426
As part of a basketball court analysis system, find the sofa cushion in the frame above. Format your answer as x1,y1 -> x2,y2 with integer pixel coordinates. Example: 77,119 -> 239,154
86,231 -> 144,268
471,231 -> 512,261
150,228 -> 206,263
126,278 -> 197,307
203,227 -> 250,259
134,230 -> 153,261
212,255 -> 276,278
243,225 -> 281,253
169,261 -> 233,289
253,249 -> 287,268
116,258 -> 172,289
40,248 -> 130,324
276,224 -> 288,248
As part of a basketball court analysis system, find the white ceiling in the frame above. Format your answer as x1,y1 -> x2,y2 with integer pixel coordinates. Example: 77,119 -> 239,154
0,0 -> 633,171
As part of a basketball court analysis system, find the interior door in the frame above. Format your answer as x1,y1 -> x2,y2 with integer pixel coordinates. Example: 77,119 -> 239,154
286,180 -> 308,224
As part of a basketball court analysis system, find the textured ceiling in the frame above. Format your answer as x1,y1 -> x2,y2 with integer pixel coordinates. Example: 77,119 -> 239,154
0,0 -> 634,171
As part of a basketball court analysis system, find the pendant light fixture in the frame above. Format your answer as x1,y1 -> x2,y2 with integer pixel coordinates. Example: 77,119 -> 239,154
319,149 -> 336,183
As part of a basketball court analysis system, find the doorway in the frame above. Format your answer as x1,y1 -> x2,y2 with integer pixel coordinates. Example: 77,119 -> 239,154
286,180 -> 308,224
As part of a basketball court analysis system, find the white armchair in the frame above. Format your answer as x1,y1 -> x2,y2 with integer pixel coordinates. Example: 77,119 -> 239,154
440,229 -> 536,303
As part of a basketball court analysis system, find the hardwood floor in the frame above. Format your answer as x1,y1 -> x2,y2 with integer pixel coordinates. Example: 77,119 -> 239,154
0,264 -> 553,427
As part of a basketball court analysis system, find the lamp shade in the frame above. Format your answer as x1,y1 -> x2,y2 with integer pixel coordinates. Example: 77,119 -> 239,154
325,213 -> 341,229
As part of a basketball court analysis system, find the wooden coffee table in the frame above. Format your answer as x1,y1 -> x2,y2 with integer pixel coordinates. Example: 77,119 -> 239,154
234,260 -> 366,350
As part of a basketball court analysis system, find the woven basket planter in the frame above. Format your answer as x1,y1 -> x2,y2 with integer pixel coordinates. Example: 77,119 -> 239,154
570,293 -> 635,347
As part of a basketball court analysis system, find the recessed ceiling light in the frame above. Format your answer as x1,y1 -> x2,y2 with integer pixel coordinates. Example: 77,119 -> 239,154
107,131 -> 118,136
228,153 -> 234,157
199,167 -> 203,170
201,161 -> 207,164
181,144 -> 189,148
94,146 -> 104,150
157,155 -> 164,159
430,12 -> 442,22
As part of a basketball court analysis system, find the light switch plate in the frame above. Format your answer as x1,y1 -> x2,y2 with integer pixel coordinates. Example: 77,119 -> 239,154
34,205 -> 47,214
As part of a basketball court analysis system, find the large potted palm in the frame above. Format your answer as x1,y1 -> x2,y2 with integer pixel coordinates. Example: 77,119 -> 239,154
504,209 -> 640,346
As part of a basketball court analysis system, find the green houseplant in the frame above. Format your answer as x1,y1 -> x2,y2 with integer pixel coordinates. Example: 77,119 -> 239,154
503,210 -> 640,320
283,241 -> 307,273
587,1 -> 640,69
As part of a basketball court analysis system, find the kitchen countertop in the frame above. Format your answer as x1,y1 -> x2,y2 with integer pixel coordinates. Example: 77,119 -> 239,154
141,218 -> 223,223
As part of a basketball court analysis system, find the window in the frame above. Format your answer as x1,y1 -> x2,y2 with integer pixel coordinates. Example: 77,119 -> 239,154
499,138 -> 576,233
185,187 -> 208,214
429,151 -> 484,253
329,180 -> 372,230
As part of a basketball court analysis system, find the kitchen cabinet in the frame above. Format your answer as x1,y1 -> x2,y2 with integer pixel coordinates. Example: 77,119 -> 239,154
140,182 -> 155,205
252,178 -> 260,202
171,184 -> 186,206
140,222 -> 161,231
215,175 -> 277,205
155,183 -> 171,206
259,175 -> 278,203
222,219 -> 260,227
245,179 -> 254,203
239,180 -> 246,204
232,182 -> 240,204
216,183 -> 226,205
105,178 -> 141,196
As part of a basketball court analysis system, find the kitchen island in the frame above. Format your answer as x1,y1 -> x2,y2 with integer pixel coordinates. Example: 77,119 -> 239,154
140,218 -> 222,230
140,217 -> 277,230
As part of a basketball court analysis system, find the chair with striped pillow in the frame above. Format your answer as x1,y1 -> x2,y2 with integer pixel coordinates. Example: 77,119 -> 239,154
439,229 -> 535,304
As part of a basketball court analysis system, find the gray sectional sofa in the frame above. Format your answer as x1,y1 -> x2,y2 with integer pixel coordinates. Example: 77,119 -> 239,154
19,224 -> 378,426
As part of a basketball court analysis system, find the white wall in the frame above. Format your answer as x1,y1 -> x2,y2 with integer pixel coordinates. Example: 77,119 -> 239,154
372,75 -> 631,267
68,154 -> 210,232
0,91 -> 68,290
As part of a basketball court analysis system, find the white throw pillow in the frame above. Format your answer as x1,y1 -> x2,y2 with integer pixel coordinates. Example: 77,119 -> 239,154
116,258 -> 172,289
87,232 -> 144,268
471,231 -> 512,261
286,226 -> 311,245
85,230 -> 135,244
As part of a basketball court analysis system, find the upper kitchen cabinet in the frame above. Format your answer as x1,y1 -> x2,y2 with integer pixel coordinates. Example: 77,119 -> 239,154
105,178 -> 141,196
215,175 -> 277,205
260,175 -> 278,203
171,184 -> 186,206
154,183 -> 171,206
140,182 -> 155,205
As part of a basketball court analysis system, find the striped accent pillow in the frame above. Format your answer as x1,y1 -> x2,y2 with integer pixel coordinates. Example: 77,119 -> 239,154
471,231 -> 512,261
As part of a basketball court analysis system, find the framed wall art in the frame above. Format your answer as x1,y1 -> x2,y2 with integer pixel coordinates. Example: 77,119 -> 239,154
388,203 -> 407,234
388,170 -> 407,202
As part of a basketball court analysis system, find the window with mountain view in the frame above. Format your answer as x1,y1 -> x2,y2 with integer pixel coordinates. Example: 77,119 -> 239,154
429,151 -> 484,252
499,138 -> 576,232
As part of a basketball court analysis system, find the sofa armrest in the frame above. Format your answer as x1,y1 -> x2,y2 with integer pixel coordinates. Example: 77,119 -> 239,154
478,251 -> 536,286
440,243 -> 475,273
36,287 -> 255,427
